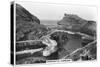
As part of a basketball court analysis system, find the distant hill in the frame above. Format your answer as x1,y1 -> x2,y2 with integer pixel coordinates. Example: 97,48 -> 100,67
40,20 -> 58,25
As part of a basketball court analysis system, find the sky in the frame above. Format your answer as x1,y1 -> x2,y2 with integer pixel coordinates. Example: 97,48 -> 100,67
15,1 -> 97,21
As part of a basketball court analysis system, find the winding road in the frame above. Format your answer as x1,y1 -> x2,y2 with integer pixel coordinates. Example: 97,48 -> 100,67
16,29 -> 94,44
16,29 -> 95,55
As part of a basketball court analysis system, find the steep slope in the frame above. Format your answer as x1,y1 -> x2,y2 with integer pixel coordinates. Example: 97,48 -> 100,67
16,4 -> 40,23
16,4 -> 49,64
16,4 -> 48,41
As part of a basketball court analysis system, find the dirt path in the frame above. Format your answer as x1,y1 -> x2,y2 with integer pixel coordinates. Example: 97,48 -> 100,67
16,29 -> 94,44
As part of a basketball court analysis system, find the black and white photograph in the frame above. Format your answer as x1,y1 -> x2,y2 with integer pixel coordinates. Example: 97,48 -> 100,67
11,1 -> 97,65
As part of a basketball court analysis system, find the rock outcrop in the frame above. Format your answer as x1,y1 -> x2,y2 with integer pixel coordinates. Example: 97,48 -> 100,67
57,14 -> 96,36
